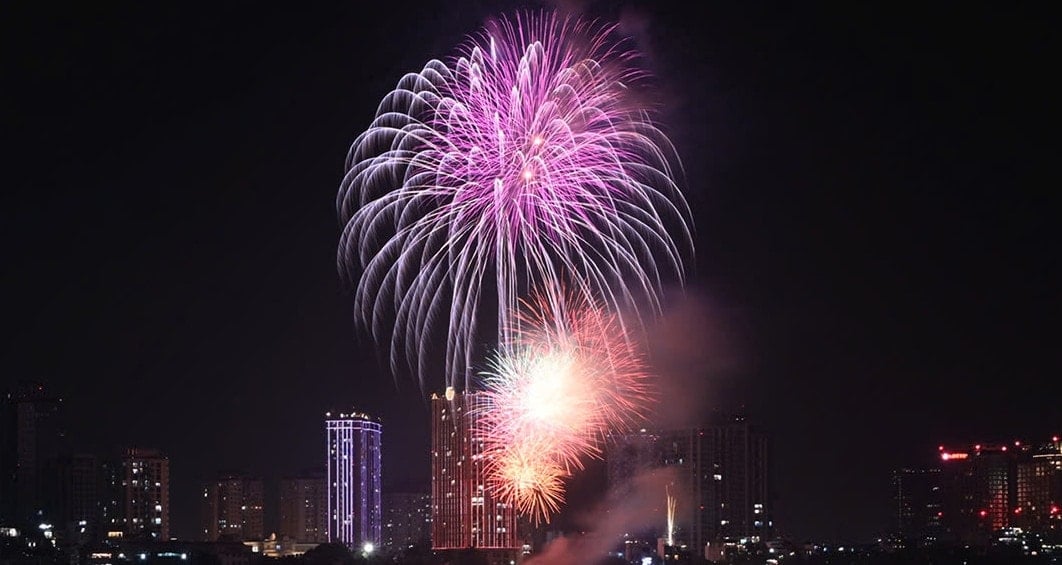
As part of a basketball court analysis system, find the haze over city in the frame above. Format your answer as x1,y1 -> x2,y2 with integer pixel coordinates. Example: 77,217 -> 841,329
3,2 -> 1057,564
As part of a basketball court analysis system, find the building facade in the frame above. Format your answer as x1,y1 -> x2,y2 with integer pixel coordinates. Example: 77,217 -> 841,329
890,468 -> 943,544
607,416 -> 772,560
200,475 -> 264,541
326,411 -> 381,550
0,384 -> 62,525
278,470 -> 328,543
109,448 -> 170,541
382,492 -> 431,552
937,437 -> 1061,543
430,387 -> 519,552
43,454 -> 102,544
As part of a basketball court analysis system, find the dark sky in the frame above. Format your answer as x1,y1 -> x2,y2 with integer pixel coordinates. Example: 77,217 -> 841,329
3,1 -> 1058,544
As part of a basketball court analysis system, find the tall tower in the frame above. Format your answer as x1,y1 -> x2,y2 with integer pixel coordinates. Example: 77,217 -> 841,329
113,448 -> 170,541
430,387 -> 518,553
326,411 -> 381,550
200,475 -> 264,541
279,470 -> 328,543
608,416 -> 772,560
891,468 -> 943,544
0,383 -> 62,524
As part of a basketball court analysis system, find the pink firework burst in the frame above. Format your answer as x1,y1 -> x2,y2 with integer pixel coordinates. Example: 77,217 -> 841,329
337,11 -> 692,388
479,291 -> 653,523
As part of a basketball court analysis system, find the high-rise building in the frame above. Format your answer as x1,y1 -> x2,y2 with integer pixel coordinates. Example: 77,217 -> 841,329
326,411 -> 381,550
607,416 -> 771,560
891,468 -> 943,544
1013,437 -> 1061,535
605,428 -> 660,495
938,444 -> 1013,543
937,437 -> 1062,543
383,492 -> 431,552
278,470 -> 328,543
107,448 -> 170,541
430,387 -> 519,554
0,391 -> 17,525
201,475 -> 264,541
0,384 -> 62,525
43,454 -> 102,544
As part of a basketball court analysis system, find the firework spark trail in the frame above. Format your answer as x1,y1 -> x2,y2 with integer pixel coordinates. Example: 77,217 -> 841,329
337,11 -> 692,388
478,292 -> 653,522
666,483 -> 676,546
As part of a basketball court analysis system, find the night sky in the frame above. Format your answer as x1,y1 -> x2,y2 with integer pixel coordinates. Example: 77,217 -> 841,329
3,1 -> 1058,544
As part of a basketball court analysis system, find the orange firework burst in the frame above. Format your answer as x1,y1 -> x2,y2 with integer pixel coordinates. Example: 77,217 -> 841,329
479,290 -> 653,523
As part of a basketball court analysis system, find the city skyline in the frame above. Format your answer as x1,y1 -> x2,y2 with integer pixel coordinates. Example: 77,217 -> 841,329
3,0 -> 1058,548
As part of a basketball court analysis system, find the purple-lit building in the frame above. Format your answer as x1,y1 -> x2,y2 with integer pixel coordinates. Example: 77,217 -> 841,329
326,411 -> 381,551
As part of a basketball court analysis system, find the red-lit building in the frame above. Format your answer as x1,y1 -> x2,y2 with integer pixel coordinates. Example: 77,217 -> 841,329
937,437 -> 1061,543
1013,438 -> 1062,537
430,387 -> 519,557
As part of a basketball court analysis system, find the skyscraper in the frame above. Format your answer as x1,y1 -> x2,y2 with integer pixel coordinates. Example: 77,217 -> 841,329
938,444 -> 1012,543
891,468 -> 943,544
326,411 -> 381,550
201,475 -> 264,541
430,387 -> 519,554
0,383 -> 62,525
382,492 -> 431,552
1013,437 -> 1061,534
937,437 -> 1062,542
278,470 -> 328,543
43,454 -> 102,544
607,416 -> 772,560
108,448 -> 170,541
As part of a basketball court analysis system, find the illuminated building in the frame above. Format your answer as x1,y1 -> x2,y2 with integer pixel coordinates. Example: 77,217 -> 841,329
938,444 -> 1011,542
201,475 -> 264,541
325,411 -> 381,550
111,448 -> 170,541
1013,437 -> 1062,535
430,387 -> 519,555
382,492 -> 431,552
607,416 -> 771,560
937,437 -> 1062,543
890,468 -> 943,544
279,470 -> 328,543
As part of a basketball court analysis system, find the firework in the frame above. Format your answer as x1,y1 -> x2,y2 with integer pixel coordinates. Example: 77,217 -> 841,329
479,292 -> 652,522
666,483 -> 676,546
337,11 -> 691,387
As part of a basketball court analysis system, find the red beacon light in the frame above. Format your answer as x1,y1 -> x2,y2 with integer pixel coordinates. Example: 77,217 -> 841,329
979,510 -> 988,518
1053,436 -> 1060,443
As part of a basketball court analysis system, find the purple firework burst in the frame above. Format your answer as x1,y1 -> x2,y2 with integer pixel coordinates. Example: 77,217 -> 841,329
337,11 -> 692,388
